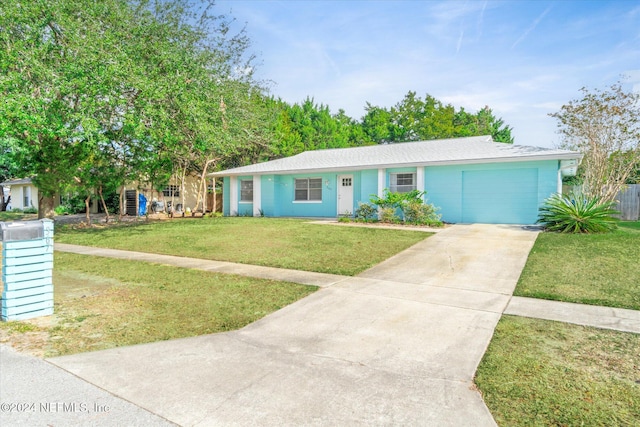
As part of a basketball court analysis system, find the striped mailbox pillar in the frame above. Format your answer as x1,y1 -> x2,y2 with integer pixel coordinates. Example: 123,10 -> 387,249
1,219 -> 54,321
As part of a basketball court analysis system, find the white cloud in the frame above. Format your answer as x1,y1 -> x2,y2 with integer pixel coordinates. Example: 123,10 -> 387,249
511,6 -> 552,49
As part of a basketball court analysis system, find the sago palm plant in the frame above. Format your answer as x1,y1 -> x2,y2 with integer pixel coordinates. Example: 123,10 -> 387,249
537,193 -> 619,233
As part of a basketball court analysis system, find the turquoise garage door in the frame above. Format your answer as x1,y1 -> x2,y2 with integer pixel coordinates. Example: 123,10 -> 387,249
461,168 -> 539,224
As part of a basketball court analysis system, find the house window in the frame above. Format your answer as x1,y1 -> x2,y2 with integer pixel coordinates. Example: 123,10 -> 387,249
295,178 -> 322,201
390,173 -> 416,193
162,185 -> 180,198
240,180 -> 253,202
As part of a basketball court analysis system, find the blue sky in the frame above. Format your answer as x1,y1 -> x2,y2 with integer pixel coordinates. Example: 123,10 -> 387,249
216,0 -> 640,148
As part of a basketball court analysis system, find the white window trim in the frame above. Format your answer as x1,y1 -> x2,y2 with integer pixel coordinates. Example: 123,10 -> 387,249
294,177 -> 323,202
239,179 -> 253,203
389,172 -> 417,193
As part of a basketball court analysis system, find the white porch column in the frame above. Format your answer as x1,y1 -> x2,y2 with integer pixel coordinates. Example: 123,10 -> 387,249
416,166 -> 425,200
253,176 -> 262,216
557,169 -> 562,195
377,168 -> 385,197
229,176 -> 238,216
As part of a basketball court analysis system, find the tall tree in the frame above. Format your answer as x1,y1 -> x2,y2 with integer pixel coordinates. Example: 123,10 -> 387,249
360,92 -> 513,144
0,139 -> 20,211
0,0 -> 265,219
550,81 -> 640,202
0,0 -> 147,218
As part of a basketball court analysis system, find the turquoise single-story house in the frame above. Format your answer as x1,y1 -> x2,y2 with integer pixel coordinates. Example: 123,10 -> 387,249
211,135 -> 582,224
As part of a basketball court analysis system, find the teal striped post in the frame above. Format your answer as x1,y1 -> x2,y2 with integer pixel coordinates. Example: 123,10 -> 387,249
1,219 -> 54,321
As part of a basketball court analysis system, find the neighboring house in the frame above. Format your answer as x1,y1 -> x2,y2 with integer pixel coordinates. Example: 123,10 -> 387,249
120,174 -> 221,216
211,135 -> 582,225
0,178 -> 39,210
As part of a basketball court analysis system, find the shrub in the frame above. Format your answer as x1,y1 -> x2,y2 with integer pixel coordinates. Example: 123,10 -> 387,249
402,201 -> 442,226
537,193 -> 618,233
54,205 -> 72,215
370,189 -> 442,226
379,207 -> 399,223
355,202 -> 377,221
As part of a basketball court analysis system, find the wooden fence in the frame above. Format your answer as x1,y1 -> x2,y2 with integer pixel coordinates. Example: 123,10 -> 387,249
562,184 -> 640,221
615,184 -> 640,221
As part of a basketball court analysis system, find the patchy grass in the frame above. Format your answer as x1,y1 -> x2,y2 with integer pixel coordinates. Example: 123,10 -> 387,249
476,316 -> 640,427
0,211 -> 37,221
515,221 -> 640,310
0,252 -> 317,357
56,217 -> 430,276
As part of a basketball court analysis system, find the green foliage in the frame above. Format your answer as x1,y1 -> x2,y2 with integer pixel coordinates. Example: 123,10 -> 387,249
0,0 -> 265,218
378,207 -> 400,223
550,81 -> 640,202
369,189 -> 442,226
54,205 -> 72,215
262,97 -> 373,161
354,202 -> 378,222
537,193 -> 618,233
402,202 -> 441,225
360,91 -> 513,144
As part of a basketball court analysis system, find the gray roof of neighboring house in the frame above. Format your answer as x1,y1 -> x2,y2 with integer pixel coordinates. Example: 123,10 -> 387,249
211,135 -> 582,177
0,178 -> 33,186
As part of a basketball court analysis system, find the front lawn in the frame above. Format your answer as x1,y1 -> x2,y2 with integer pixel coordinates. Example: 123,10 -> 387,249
514,221 -> 640,310
0,252 -> 317,357
476,316 -> 640,426
0,211 -> 37,221
56,217 -> 430,276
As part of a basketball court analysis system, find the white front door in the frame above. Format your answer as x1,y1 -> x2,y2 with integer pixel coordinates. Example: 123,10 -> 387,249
337,175 -> 354,216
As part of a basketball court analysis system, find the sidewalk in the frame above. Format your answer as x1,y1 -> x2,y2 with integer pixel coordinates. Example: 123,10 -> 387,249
505,296 -> 640,334
0,344 -> 175,426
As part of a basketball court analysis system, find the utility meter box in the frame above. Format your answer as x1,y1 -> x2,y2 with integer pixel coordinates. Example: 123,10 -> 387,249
1,219 -> 54,321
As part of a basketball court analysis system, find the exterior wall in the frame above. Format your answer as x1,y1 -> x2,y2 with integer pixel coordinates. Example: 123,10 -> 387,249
7,184 -> 39,210
424,160 -> 559,224
260,175 -> 276,216
359,170 -> 379,206
222,159 -> 560,224
123,174 -> 204,214
236,175 -> 254,216
223,178 -> 231,216
273,173 -> 337,217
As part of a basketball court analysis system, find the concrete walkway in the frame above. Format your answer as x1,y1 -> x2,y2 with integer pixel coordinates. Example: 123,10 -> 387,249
2,224 -> 638,426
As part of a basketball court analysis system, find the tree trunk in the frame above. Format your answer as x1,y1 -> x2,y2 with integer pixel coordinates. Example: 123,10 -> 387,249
195,158 -> 217,214
84,195 -> 91,225
0,187 -> 8,211
119,185 -> 125,221
98,185 -> 110,223
38,195 -> 55,219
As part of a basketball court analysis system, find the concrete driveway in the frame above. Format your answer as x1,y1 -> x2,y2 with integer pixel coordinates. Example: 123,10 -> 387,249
49,224 -> 538,426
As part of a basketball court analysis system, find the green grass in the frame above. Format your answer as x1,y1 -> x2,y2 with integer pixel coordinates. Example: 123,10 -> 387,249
56,217 -> 430,275
515,221 -> 640,310
0,211 -> 37,221
476,316 -> 640,427
0,252 -> 317,357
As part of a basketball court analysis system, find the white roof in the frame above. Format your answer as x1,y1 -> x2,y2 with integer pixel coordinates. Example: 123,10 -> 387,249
211,135 -> 581,177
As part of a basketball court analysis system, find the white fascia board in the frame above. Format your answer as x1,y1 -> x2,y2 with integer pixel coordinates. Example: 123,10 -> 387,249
211,153 -> 583,177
